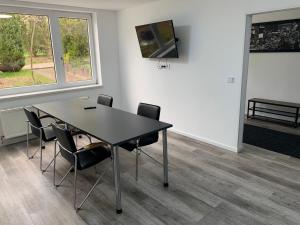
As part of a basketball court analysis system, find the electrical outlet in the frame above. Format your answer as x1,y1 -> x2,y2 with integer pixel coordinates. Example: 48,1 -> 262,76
158,63 -> 170,70
227,76 -> 235,84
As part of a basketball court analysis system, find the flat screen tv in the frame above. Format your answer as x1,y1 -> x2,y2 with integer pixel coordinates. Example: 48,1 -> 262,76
135,20 -> 179,58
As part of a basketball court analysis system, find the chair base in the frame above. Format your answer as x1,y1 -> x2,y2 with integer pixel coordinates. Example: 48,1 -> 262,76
27,146 -> 40,160
116,209 -> 123,214
164,182 -> 169,188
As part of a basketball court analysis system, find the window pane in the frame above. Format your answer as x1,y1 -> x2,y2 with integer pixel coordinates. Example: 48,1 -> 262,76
59,17 -> 92,82
0,14 -> 56,89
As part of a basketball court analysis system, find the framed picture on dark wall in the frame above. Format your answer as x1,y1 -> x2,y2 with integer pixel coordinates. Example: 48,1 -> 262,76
250,19 -> 300,53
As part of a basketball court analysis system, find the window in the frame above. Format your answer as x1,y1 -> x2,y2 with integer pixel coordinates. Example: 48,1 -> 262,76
0,7 -> 97,96
59,17 -> 93,82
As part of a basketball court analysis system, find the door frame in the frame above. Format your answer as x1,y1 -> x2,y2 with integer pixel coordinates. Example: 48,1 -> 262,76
237,7 -> 300,152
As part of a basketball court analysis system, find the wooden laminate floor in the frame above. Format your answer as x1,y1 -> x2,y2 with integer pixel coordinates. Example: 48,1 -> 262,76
0,132 -> 299,225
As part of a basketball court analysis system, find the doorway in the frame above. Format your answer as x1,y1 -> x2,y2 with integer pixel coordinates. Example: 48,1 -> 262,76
239,8 -> 300,158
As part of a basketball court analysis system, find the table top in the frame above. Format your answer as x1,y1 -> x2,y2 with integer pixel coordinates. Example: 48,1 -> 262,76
249,98 -> 300,108
34,98 -> 173,146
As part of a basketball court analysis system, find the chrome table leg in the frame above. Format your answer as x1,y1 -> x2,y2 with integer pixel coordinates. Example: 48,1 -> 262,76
162,129 -> 169,187
135,148 -> 139,181
113,146 -> 122,214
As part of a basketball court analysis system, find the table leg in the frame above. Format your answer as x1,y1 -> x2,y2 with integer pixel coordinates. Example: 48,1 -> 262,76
112,146 -> 122,214
162,129 -> 169,187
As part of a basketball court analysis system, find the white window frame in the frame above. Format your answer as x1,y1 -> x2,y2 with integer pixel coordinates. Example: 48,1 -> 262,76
0,6 -> 98,97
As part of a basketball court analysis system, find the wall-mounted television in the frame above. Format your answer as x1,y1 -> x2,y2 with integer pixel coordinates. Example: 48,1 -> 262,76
135,20 -> 179,58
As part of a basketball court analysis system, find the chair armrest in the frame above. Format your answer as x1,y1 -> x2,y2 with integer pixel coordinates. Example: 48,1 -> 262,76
71,130 -> 91,138
40,115 -> 65,125
39,115 -> 56,120
56,138 -> 97,155
74,142 -> 109,155
56,140 -> 76,155
41,124 -> 52,129
29,123 -> 51,130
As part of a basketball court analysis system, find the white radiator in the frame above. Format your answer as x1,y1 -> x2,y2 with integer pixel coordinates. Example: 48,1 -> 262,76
0,107 -> 29,140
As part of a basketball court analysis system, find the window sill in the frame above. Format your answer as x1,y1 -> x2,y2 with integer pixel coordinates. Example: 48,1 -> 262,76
0,84 -> 102,101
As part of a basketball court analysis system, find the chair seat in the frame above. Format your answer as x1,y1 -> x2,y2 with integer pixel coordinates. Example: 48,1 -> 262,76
43,126 -> 56,142
120,136 -> 158,152
77,142 -> 111,170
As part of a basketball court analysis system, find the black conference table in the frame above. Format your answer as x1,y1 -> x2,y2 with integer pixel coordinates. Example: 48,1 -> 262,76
33,98 -> 173,213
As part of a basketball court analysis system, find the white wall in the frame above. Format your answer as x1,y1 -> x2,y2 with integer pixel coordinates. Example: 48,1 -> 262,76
247,9 -> 300,105
117,0 -> 300,152
0,2 -> 121,144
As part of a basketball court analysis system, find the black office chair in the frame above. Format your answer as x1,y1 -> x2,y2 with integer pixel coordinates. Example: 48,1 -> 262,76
24,108 -> 59,172
120,103 -> 161,180
97,94 -> 113,107
76,94 -> 113,142
52,124 -> 111,211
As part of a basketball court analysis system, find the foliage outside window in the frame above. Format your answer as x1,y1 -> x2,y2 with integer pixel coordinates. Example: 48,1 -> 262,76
0,8 -> 96,94
0,15 -> 25,72
59,17 -> 92,82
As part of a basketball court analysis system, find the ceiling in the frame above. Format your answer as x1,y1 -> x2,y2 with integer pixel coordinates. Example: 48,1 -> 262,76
15,0 -> 159,10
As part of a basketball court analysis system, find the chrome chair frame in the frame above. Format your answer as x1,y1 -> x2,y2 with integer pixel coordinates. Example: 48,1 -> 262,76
44,128 -> 92,174
26,116 -> 92,174
53,140 -> 111,211
133,139 -> 164,181
26,120 -> 53,172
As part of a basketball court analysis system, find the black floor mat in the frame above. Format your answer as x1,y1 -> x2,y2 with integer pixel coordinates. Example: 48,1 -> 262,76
243,124 -> 300,158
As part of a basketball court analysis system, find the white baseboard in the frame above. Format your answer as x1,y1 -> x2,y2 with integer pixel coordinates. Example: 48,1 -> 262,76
171,128 -> 238,153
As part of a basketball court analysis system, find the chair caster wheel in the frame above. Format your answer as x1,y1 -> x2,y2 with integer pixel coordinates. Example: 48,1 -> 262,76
164,183 -> 169,188
42,146 -> 46,149
79,135 -> 82,139
116,209 -> 123,214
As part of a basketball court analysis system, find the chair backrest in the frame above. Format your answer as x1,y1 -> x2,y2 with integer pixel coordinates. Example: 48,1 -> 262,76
137,103 -> 161,143
24,108 -> 45,140
138,103 -> 161,120
52,124 -> 77,165
97,94 -> 113,107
